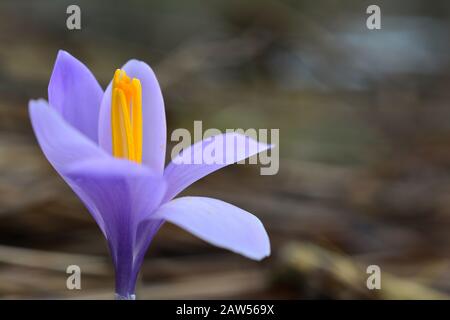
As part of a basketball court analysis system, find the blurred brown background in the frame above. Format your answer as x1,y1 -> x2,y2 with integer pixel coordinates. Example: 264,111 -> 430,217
0,0 -> 450,299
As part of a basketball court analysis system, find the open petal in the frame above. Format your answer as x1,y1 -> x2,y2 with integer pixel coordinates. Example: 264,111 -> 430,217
163,133 -> 272,202
29,99 -> 114,253
48,50 -> 103,143
98,59 -> 166,175
150,197 -> 270,260
64,158 -> 166,296
29,99 -> 107,173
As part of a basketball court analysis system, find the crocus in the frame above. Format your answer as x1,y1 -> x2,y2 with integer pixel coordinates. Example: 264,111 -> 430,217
29,50 -> 272,299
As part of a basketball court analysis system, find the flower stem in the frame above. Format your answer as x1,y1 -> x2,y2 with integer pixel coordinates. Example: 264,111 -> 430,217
115,293 -> 136,300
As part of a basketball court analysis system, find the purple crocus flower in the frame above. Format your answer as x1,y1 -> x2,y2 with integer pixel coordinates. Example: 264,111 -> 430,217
29,50 -> 272,299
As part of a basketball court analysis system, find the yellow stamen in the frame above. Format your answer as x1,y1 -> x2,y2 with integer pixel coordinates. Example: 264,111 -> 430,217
131,79 -> 143,162
111,69 -> 143,163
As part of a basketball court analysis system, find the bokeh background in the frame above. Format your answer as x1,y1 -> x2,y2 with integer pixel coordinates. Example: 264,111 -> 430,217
0,0 -> 449,299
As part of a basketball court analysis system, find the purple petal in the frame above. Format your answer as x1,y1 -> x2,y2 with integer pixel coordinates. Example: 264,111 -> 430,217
98,59 -> 166,174
29,99 -> 112,251
132,218 -> 164,287
163,133 -> 272,202
64,158 -> 166,242
48,50 -> 103,143
64,158 -> 166,296
29,99 -> 106,172
150,197 -> 270,260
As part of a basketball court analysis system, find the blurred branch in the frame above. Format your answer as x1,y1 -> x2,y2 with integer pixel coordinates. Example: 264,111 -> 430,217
0,245 -> 109,275
280,242 -> 449,300
69,269 -> 267,300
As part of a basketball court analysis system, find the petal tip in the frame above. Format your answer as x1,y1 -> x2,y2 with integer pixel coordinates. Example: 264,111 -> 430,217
122,59 -> 158,77
251,253 -> 270,261
56,49 -> 72,60
246,232 -> 271,261
28,98 -> 48,112
54,50 -> 73,68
